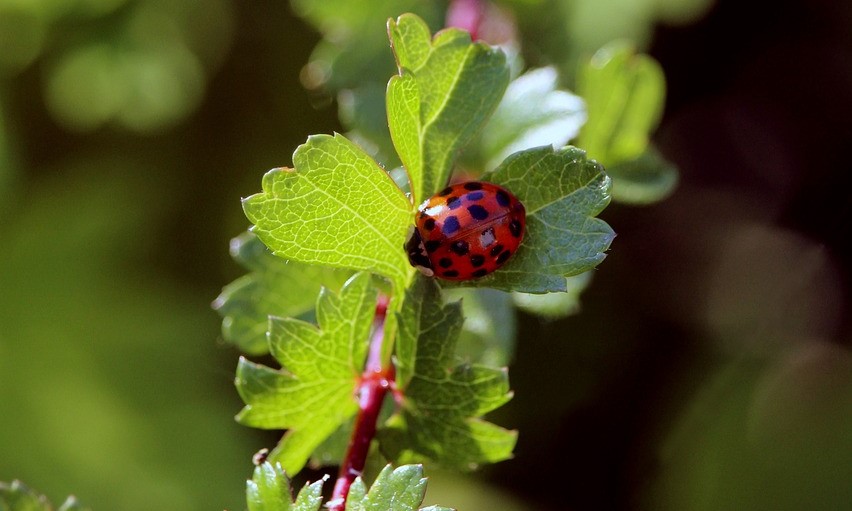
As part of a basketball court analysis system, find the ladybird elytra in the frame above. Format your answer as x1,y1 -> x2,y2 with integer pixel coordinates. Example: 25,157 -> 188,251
404,181 -> 526,281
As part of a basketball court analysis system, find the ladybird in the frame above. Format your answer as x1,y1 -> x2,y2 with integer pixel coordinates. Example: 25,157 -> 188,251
405,181 -> 526,280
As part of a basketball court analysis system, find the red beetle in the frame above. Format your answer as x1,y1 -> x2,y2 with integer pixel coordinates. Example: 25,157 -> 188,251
405,181 -> 526,280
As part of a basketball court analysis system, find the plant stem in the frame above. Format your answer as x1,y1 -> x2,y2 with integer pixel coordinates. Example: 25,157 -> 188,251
327,294 -> 393,511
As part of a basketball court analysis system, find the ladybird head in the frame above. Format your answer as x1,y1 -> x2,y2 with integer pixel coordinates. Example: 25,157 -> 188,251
404,225 -> 434,277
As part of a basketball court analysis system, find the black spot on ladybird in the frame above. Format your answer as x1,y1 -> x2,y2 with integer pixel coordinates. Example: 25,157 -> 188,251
450,240 -> 469,255
423,218 -> 436,230
443,270 -> 460,278
438,186 -> 454,196
443,216 -> 461,234
466,191 -> 484,201
496,249 -> 512,264
470,254 -> 485,267
468,205 -> 489,220
463,182 -> 483,191
472,268 -> 488,278
446,196 -> 462,210
424,240 -> 441,252
490,244 -> 504,257
495,190 -> 510,207
509,219 -> 522,237
438,257 -> 453,268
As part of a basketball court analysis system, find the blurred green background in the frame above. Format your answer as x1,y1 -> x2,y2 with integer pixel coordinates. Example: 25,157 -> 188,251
1,0 -> 850,510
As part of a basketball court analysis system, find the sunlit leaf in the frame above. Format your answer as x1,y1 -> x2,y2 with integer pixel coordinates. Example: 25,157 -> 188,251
479,67 -> 586,170
575,42 -> 675,205
387,13 -> 510,202
381,276 -> 516,470
235,273 -> 377,474
246,462 -> 324,511
345,465 -> 454,511
214,231 -> 350,355
242,134 -> 412,291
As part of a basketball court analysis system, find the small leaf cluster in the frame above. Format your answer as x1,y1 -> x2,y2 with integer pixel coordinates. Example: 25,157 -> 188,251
246,462 -> 452,511
0,481 -> 89,511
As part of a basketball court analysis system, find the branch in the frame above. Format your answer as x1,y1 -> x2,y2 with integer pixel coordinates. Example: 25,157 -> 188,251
327,294 -> 394,511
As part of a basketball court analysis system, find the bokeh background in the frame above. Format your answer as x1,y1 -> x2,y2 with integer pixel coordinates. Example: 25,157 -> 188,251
1,0 -> 850,510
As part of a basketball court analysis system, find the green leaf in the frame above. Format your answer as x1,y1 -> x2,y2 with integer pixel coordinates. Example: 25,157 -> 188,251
442,288 -> 517,367
246,462 -> 324,511
242,133 -> 412,291
576,41 -> 665,166
575,42 -> 676,205
512,271 -> 594,319
235,273 -> 377,474
606,145 -> 678,205
387,13 -> 510,202
478,67 -> 587,170
291,1 -> 442,91
213,231 -> 351,355
447,145 -> 614,294
345,465 -> 454,511
381,276 -> 516,470
0,481 -> 89,511
0,481 -> 50,511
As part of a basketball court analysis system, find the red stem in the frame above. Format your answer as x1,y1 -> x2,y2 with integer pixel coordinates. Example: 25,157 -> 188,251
327,294 -> 393,511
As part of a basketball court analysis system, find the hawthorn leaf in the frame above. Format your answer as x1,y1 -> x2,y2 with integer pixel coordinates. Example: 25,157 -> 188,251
290,1 -> 442,91
246,462 -> 324,511
442,288 -> 517,367
0,481 -> 50,511
576,41 -> 665,165
445,145 -> 614,293
0,481 -> 89,511
606,145 -> 678,205
345,465 -> 454,511
213,231 -> 351,355
479,67 -> 587,170
576,42 -> 676,205
381,276 -> 516,470
512,271 -> 594,318
387,13 -> 510,202
235,273 -> 377,474
242,133 -> 412,291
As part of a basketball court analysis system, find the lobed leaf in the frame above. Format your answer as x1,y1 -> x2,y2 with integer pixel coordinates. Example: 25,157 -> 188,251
246,462 -> 324,511
479,67 -> 587,170
213,231 -> 350,355
235,273 -> 377,474
512,272 -> 594,319
387,13 -> 510,203
442,288 -> 517,367
447,145 -> 614,294
242,133 -> 412,291
605,145 -> 678,204
345,465 -> 454,511
381,276 -> 516,470
576,41 -> 665,165
576,42 -> 677,205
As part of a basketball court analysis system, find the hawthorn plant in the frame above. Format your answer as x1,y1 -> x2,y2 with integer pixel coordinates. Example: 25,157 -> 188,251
219,13 -> 617,511
1,9 -> 673,511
